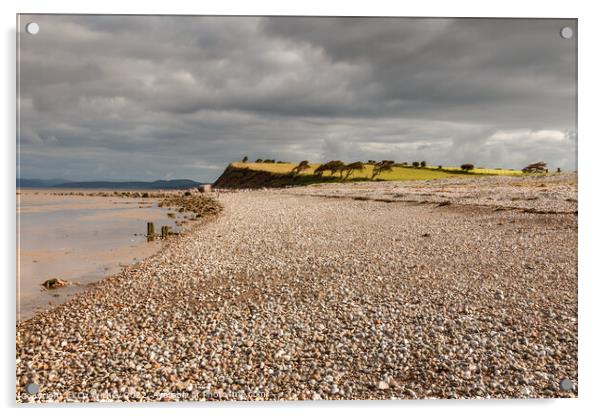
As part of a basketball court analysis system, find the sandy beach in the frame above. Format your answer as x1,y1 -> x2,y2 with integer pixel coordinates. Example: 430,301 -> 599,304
16,174 -> 577,402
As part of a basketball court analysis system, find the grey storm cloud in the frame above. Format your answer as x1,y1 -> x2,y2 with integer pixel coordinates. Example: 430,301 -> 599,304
17,15 -> 577,181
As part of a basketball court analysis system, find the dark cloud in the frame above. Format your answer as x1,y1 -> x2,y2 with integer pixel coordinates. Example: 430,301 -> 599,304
18,15 -> 576,181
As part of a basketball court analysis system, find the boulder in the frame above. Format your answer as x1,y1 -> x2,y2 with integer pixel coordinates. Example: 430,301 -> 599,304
198,184 -> 212,193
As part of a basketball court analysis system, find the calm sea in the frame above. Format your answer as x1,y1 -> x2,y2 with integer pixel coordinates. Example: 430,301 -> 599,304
17,189 -> 179,320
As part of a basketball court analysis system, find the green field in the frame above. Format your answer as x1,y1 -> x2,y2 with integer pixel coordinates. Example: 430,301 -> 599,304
432,166 -> 524,176
231,162 -> 526,182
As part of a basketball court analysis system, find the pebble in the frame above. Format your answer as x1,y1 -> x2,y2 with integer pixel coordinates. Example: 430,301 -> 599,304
377,381 -> 390,390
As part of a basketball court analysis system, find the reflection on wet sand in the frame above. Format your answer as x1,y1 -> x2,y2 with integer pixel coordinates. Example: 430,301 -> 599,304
17,189 -> 179,320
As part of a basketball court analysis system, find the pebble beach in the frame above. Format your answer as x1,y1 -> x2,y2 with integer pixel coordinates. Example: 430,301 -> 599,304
16,173 -> 578,402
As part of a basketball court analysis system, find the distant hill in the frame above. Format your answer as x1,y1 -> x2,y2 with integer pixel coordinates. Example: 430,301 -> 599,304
17,179 -> 204,190
17,178 -> 73,188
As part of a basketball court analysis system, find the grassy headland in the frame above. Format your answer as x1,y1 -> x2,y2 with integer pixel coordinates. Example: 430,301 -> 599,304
214,160 -> 530,189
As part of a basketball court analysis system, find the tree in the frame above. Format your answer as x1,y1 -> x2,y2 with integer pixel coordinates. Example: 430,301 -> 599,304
343,161 -> 365,180
522,161 -> 547,173
313,164 -> 326,177
412,161 -> 420,168
255,158 -> 263,163
331,161 -> 346,178
313,160 -> 345,177
291,160 -> 311,175
461,164 -> 474,171
371,160 -> 395,180
242,156 -> 248,163
328,161 -> 346,177
420,161 -> 427,168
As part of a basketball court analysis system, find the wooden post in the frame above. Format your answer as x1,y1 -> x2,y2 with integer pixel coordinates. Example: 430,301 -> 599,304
161,225 -> 169,239
147,222 -> 155,241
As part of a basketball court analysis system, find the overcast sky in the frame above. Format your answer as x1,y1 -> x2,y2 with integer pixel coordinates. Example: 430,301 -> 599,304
18,15 -> 577,182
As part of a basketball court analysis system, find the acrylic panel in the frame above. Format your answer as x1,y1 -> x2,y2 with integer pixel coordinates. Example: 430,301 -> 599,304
16,15 -> 577,402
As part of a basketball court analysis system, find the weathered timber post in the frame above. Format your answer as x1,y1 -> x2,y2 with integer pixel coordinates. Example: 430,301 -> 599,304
147,222 -> 155,241
161,225 -> 169,239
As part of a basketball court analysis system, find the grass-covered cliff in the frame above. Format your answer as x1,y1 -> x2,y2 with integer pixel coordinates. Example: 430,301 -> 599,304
213,161 -> 529,189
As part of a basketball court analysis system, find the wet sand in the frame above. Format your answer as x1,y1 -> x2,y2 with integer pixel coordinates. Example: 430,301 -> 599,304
17,189 -> 180,320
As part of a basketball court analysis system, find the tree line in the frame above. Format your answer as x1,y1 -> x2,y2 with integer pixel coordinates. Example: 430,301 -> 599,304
240,156 -> 559,178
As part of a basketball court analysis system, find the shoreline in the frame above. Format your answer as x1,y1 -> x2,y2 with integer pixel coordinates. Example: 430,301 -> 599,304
17,190 -> 222,322
17,214 -> 215,325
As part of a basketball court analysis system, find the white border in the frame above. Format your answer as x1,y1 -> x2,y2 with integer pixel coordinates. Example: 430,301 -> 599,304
2,1 -> 600,415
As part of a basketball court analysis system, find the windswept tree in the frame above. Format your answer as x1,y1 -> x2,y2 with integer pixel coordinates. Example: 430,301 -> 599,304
242,156 -> 249,163
314,160 -> 345,178
342,161 -> 365,180
331,161 -> 347,178
371,160 -> 395,180
291,160 -> 311,175
420,161 -> 427,168
522,161 -> 547,173
313,164 -> 326,177
461,163 -> 474,171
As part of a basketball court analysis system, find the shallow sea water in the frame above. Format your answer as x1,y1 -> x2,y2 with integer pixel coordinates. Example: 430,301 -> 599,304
17,189 -> 178,320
